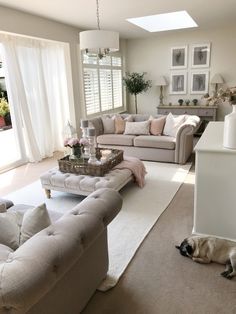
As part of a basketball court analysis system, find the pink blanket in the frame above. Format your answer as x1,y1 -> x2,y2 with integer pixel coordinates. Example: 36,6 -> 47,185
114,156 -> 147,188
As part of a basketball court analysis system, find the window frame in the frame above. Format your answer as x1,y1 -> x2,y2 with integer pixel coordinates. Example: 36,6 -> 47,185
82,53 -> 125,117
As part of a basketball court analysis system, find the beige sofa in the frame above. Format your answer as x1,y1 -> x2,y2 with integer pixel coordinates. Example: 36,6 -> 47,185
90,114 -> 200,164
0,188 -> 122,314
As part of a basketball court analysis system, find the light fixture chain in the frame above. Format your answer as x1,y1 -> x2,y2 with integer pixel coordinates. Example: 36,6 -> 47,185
96,0 -> 100,30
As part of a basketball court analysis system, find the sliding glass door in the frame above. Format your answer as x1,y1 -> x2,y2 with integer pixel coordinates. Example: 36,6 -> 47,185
0,48 -> 27,172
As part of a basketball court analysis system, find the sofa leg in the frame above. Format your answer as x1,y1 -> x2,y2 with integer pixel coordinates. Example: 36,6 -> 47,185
45,189 -> 51,199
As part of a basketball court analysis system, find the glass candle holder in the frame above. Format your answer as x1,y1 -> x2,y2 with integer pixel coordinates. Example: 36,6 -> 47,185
80,119 -> 89,158
87,128 -> 99,165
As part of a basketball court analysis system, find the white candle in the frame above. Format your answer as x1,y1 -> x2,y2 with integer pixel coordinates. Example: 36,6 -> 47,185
87,128 -> 95,137
102,149 -> 112,157
81,120 -> 88,128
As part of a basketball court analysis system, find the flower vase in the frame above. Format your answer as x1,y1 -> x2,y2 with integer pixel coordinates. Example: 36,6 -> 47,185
72,145 -> 81,158
223,104 -> 236,149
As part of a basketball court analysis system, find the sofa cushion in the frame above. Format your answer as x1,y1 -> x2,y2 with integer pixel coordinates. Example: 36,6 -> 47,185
163,113 -> 186,137
101,117 -> 115,134
20,203 -> 52,245
124,120 -> 150,135
115,115 -> 133,134
134,135 -> 176,150
0,211 -> 23,250
150,116 -> 166,135
0,204 -> 51,250
97,134 -> 135,146
0,243 -> 14,262
0,203 -> 6,213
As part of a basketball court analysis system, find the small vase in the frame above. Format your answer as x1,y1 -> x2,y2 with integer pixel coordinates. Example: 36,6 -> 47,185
223,104 -> 236,149
72,145 -> 81,157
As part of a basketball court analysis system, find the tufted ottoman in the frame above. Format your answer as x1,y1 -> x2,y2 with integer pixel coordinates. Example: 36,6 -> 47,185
40,167 -> 133,198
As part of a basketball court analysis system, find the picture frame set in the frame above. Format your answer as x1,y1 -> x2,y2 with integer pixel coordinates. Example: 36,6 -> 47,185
170,43 -> 211,95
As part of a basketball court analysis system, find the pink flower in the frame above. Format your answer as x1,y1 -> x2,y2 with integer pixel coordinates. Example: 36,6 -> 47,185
79,138 -> 89,146
64,137 -> 80,148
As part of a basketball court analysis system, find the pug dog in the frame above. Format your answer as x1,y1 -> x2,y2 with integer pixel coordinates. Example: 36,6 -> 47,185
176,236 -> 236,279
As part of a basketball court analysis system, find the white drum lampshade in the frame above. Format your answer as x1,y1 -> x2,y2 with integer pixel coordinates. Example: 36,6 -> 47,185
80,30 -> 119,53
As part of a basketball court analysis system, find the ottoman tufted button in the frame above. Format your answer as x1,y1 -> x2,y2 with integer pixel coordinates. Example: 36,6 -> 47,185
48,231 -> 54,236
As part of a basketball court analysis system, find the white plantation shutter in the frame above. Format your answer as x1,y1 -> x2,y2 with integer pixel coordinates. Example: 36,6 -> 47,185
100,69 -> 113,111
82,53 -> 123,116
113,69 -> 122,108
83,68 -> 100,115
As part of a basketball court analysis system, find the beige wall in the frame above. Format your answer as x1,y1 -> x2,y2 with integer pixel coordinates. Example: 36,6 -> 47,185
126,25 -> 236,120
0,5 -> 82,129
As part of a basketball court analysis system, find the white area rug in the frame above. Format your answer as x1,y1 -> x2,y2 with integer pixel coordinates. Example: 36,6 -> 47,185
4,161 -> 191,291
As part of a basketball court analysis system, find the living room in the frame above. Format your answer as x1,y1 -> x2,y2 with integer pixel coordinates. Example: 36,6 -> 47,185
0,1 -> 236,313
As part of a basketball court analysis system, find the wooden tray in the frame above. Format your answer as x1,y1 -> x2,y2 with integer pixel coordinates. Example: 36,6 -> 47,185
58,148 -> 123,176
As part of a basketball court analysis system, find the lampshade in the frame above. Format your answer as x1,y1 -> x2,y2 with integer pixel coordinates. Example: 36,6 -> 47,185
155,76 -> 167,86
211,73 -> 224,84
80,30 -> 119,53
79,0 -> 119,58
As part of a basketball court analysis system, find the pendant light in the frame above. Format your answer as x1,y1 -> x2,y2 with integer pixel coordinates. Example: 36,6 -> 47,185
79,0 -> 119,59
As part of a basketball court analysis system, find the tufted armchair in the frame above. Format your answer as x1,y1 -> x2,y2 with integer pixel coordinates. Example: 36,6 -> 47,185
0,188 -> 122,314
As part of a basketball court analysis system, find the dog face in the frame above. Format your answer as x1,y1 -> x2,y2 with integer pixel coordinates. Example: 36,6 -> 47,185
176,239 -> 193,257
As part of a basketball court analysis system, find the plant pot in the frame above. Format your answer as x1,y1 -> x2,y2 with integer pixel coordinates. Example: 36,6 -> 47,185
0,116 -> 5,128
223,105 -> 236,149
4,112 -> 11,126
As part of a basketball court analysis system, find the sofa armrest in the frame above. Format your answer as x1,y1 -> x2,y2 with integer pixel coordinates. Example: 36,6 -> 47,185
0,198 -> 14,209
175,115 -> 200,164
0,188 -> 122,313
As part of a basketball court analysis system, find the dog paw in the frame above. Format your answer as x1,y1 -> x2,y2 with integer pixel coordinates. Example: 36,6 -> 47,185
221,271 -> 228,277
225,274 -> 233,280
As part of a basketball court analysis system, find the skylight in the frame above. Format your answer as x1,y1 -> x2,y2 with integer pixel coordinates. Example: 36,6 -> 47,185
126,11 -> 198,32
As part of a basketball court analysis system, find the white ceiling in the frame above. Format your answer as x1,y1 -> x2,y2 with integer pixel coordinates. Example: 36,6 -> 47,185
0,0 -> 235,39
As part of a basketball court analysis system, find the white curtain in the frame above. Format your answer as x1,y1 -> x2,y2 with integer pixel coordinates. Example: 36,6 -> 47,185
0,34 -> 70,162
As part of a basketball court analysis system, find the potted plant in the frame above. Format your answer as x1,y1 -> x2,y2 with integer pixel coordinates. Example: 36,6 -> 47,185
178,99 -> 184,106
185,99 -> 190,106
0,98 -> 10,128
123,72 -> 152,114
192,99 -> 198,106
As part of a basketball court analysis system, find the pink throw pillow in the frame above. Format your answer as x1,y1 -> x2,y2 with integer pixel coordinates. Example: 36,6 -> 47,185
150,116 -> 166,136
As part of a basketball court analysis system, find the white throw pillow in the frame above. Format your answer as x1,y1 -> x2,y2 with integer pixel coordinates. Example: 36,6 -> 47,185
124,120 -> 150,135
0,204 -> 51,250
20,203 -> 51,245
163,113 -> 186,137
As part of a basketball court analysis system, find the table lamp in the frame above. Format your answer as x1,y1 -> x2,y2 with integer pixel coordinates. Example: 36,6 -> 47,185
155,76 -> 167,106
211,73 -> 224,97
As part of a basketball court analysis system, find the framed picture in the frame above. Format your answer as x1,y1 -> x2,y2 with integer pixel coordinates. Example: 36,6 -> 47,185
170,46 -> 187,69
191,43 -> 211,68
190,70 -> 209,94
170,71 -> 187,94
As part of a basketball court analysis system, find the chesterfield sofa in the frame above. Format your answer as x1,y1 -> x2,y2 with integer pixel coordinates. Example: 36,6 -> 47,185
89,113 -> 200,164
0,188 -> 122,314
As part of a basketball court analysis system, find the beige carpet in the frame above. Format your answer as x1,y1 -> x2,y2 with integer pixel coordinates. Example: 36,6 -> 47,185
5,161 -> 191,292
82,166 -> 236,314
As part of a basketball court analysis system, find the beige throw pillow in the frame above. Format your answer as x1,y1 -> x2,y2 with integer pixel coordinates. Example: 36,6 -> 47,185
101,117 -> 115,134
163,113 -> 186,137
150,116 -> 166,136
0,204 -> 51,250
0,203 -> 6,213
0,211 -> 23,250
115,115 -> 133,134
124,120 -> 150,135
20,203 -> 51,245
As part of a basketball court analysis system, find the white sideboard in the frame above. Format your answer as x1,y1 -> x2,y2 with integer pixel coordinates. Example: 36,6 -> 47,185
194,121 -> 236,241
